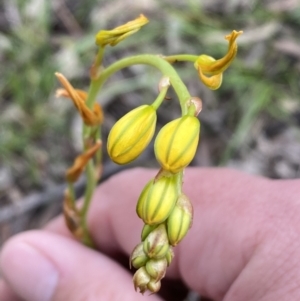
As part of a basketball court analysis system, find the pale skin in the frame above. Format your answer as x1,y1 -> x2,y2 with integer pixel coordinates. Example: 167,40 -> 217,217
1,167 -> 300,301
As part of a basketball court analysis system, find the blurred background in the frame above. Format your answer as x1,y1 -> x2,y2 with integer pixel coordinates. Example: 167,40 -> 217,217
0,0 -> 300,298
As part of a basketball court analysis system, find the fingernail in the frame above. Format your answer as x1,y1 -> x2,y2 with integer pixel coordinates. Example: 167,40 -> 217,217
1,240 -> 58,301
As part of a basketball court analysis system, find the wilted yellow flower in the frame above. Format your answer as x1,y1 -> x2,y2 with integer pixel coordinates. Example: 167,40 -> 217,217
154,115 -> 200,173
194,30 -> 243,90
136,176 -> 177,225
66,140 -> 101,182
55,73 -> 103,125
107,105 -> 156,164
96,14 -> 149,47
167,194 -> 193,246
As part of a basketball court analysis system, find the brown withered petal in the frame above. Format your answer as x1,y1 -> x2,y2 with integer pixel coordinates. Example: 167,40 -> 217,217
55,88 -> 87,102
66,140 -> 102,182
55,73 -> 103,125
63,189 -> 83,240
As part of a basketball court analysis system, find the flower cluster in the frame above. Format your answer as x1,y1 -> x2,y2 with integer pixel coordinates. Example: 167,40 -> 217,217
55,13 -> 242,294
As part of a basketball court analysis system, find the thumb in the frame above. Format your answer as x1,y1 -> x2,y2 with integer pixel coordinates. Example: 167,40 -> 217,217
0,230 -> 162,301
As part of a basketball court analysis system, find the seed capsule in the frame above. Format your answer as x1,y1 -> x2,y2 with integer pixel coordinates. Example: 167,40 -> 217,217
136,176 -> 178,225
143,224 -> 169,259
107,105 -> 156,164
154,115 -> 200,173
167,194 -> 193,246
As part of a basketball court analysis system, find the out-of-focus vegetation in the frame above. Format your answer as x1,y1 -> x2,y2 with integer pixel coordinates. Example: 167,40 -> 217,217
1,0 -> 300,204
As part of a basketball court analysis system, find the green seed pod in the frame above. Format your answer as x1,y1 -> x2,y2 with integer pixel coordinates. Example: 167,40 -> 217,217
147,279 -> 161,294
145,258 -> 167,282
165,247 -> 174,266
107,105 -> 157,164
133,267 -> 151,294
167,194 -> 193,246
143,224 -> 169,259
141,224 -> 158,241
136,176 -> 178,225
130,243 -> 149,269
154,115 -> 200,173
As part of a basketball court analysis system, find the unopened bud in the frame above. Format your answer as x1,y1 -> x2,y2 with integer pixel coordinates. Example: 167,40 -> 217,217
107,105 -> 156,164
133,267 -> 151,294
167,194 -> 193,246
145,258 -> 167,282
147,279 -> 161,294
143,224 -> 169,259
154,115 -> 200,174
165,247 -> 174,266
136,176 -> 178,225
130,243 -> 149,269
141,224 -> 158,241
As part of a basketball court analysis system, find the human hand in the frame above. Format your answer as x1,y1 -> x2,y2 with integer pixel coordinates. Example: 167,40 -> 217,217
1,167 -> 300,301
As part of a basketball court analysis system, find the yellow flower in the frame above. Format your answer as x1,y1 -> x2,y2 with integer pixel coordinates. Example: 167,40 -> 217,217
107,105 -> 156,164
194,30 -> 243,90
154,115 -> 200,173
55,73 -> 103,125
96,14 -> 149,47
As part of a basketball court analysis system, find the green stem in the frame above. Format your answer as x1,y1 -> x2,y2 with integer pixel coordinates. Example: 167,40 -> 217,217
92,54 -> 192,115
164,54 -> 198,64
80,160 -> 96,247
151,86 -> 169,110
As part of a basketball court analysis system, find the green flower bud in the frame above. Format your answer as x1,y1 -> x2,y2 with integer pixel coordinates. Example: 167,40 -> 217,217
154,115 -> 200,173
107,105 -> 157,164
143,224 -> 169,259
147,279 -> 161,294
165,247 -> 174,266
145,258 -> 167,282
141,224 -> 158,241
130,243 -> 149,269
167,194 -> 193,246
133,267 -> 151,294
136,176 -> 178,225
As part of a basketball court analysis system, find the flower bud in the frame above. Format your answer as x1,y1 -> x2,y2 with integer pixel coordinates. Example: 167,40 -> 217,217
141,224 -> 158,241
145,258 -> 167,282
165,247 -> 174,266
167,194 -> 193,246
136,176 -> 178,225
107,105 -> 156,164
154,116 -> 200,173
147,279 -> 161,294
130,243 -> 149,269
133,267 -> 151,294
143,224 -> 169,259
